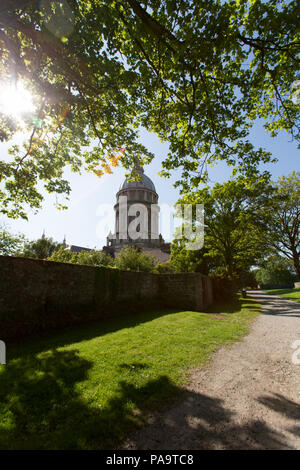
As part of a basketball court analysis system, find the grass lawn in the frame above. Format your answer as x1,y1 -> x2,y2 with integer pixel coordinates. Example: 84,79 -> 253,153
0,296 -> 259,450
264,288 -> 300,302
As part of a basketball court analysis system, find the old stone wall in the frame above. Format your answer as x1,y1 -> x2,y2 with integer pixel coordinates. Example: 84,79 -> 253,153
0,256 -> 214,342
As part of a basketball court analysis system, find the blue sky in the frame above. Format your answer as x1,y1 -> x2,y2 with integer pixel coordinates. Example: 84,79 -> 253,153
0,120 -> 298,248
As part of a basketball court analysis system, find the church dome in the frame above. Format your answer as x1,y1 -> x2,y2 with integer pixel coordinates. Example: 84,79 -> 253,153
119,166 -> 156,192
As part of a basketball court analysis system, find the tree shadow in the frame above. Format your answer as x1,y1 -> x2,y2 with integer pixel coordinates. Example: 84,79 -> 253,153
0,350 -> 180,449
8,308 -> 182,358
258,393 -> 300,421
123,388 -> 299,450
0,350 -> 296,450
207,294 -> 259,315
249,291 -> 300,318
8,293 -> 258,361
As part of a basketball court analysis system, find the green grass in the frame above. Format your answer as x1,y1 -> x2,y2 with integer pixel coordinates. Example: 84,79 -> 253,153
264,288 -> 300,302
0,296 -> 259,450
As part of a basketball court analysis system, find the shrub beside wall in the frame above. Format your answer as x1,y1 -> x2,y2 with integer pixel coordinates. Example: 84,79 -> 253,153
0,256 -> 214,342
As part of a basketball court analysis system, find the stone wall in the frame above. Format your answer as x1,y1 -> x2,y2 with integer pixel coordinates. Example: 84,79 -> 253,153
0,256 -> 214,342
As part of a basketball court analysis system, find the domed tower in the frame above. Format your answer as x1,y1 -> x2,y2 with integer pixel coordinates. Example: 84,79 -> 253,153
107,165 -> 161,249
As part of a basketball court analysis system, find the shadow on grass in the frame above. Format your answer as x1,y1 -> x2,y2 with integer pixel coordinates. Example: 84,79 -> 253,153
0,350 -> 295,450
8,294 -> 258,360
8,308 -> 182,360
207,294 -> 259,315
0,349 -> 180,449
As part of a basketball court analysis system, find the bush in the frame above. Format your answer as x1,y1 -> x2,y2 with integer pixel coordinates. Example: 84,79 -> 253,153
48,247 -> 114,267
114,246 -> 156,272
152,260 -> 175,274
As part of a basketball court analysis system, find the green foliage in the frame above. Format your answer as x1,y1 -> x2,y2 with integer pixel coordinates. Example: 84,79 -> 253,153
75,249 -> 115,267
264,172 -> 300,279
255,256 -> 297,287
175,175 -> 274,279
0,1 -> 299,217
22,236 -> 60,259
0,224 -> 26,255
170,244 -> 212,274
152,260 -> 175,274
47,245 -> 75,263
235,269 -> 258,289
48,246 -> 114,267
49,245 -> 156,271
114,246 -> 156,272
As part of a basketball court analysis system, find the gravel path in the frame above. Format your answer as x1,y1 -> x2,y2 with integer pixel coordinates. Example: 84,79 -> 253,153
123,291 -> 300,450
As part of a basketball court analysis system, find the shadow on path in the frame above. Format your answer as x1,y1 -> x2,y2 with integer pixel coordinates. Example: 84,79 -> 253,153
123,387 -> 299,450
248,290 -> 300,318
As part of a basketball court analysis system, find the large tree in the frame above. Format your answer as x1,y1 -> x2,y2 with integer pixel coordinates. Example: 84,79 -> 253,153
265,172 -> 300,278
0,0 -> 299,218
174,175 -> 274,279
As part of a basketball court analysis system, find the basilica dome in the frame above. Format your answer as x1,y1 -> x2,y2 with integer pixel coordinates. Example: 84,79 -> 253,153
119,166 -> 156,193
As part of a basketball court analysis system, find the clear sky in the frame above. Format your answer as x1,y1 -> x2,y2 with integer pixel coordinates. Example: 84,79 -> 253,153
0,120 -> 298,248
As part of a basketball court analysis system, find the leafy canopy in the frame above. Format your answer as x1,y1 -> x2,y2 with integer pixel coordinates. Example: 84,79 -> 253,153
21,235 -> 60,259
255,255 -> 297,287
0,0 -> 299,217
0,223 -> 26,255
49,245 -> 156,271
263,171 -> 300,278
48,246 -> 115,266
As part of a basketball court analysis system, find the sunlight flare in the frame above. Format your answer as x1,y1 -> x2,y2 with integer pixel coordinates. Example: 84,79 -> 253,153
0,81 -> 35,119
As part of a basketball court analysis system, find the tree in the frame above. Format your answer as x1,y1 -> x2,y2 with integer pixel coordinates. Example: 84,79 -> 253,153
47,245 -> 76,263
0,1 -> 299,217
265,172 -> 300,279
48,246 -> 115,266
255,255 -> 297,287
22,235 -> 60,259
75,249 -> 115,267
175,175 -> 274,279
170,244 -> 212,274
0,223 -> 26,255
114,246 -> 156,272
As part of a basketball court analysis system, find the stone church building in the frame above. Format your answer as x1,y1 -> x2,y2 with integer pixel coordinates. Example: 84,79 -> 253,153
103,165 -> 170,263
65,165 -> 170,263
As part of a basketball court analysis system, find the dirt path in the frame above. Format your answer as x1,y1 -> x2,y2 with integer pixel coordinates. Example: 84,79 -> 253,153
122,291 -> 300,450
